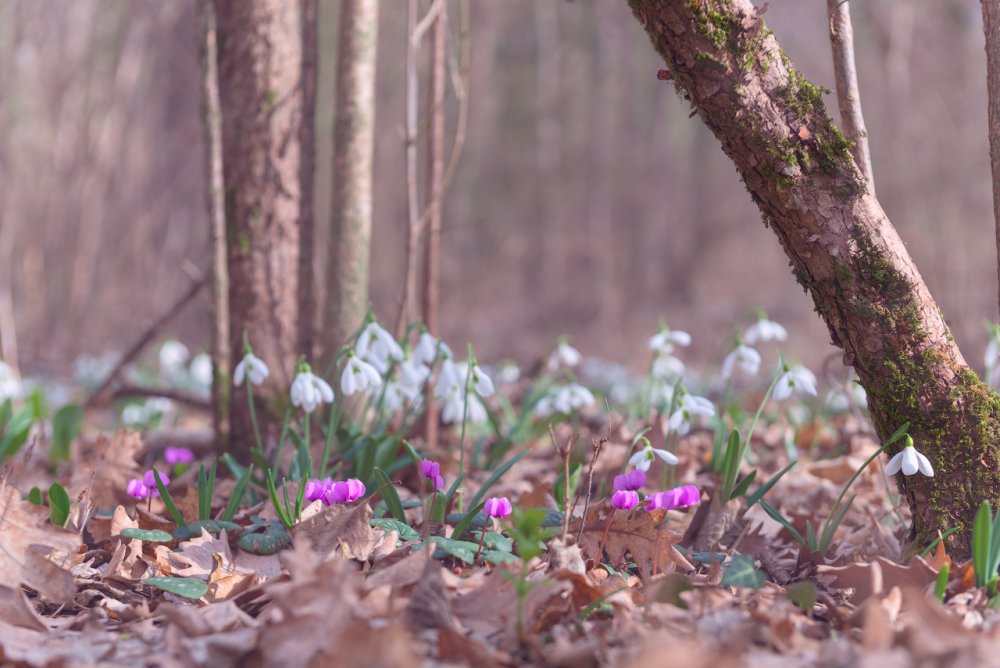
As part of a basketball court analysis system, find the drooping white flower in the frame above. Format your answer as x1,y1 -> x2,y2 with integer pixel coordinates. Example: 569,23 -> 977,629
652,355 -> 686,381
441,388 -> 488,425
534,395 -> 556,418
825,380 -> 867,413
470,363 -> 494,397
546,341 -> 582,372
435,358 -> 463,399
291,370 -> 335,413
189,352 -> 213,390
773,364 -> 817,400
356,321 -> 404,368
648,327 -> 692,355
412,331 -> 439,366
628,441 -> 680,472
668,393 -> 715,435
234,352 -> 270,387
885,437 -> 934,477
0,361 -> 22,401
743,318 -> 788,345
538,383 -> 596,416
721,344 -> 761,379
987,337 -> 999,371
159,340 -> 190,377
341,353 -> 382,396
397,356 -> 430,391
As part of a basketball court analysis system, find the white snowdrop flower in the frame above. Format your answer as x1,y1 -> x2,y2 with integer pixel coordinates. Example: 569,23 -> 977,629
382,381 -> 407,413
121,404 -> 151,426
189,353 -> 213,391
341,353 -> 382,396
648,327 -> 692,355
291,370 -> 335,413
773,365 -> 818,401
159,340 -> 190,377
397,357 -> 430,391
0,361 -> 22,401
825,389 -> 851,413
546,341 -> 582,372
744,318 -> 788,345
628,441 -> 680,472
470,363 -> 494,398
356,322 -> 404,367
234,352 -> 270,387
441,388 -> 487,425
543,383 -> 596,415
146,397 -> 175,415
885,437 -> 934,477
668,393 -> 715,436
435,358 -> 463,399
850,382 -> 867,407
651,382 -> 675,407
721,344 -> 761,379
495,362 -> 521,385
652,355 -> 686,381
534,395 -> 556,418
412,332 -> 439,365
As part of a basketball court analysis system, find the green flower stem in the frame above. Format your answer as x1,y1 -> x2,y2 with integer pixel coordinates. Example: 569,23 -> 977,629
247,382 -> 264,454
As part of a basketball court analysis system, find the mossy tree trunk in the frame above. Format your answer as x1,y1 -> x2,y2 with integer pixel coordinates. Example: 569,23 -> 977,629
217,0 -> 302,456
629,0 -> 1000,557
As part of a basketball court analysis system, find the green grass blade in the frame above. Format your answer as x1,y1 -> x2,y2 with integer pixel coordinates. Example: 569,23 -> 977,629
153,469 -> 186,528
372,467 -> 406,522
222,464 -> 254,522
759,500 -> 804,545
467,449 -> 529,510
974,501 -> 992,587
746,459 -> 797,508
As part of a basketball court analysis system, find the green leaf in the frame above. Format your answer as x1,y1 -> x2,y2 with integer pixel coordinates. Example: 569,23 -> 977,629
721,554 -> 765,589
786,580 -> 818,612
818,494 -> 856,554
746,459 -> 797,508
482,550 -> 519,565
653,573 -> 693,608
120,528 -> 173,542
975,501 -> 993,588
449,503 -> 486,541
0,405 -> 34,460
371,467 -> 406,522
221,464 -> 254,522
720,429 -> 742,502
235,521 -> 292,555
759,500 -> 804,545
470,530 -> 513,552
429,536 -> 480,564
50,404 -> 83,462
266,469 -> 293,529
467,449 -> 529,510
884,422 -> 911,447
729,469 -> 758,501
371,518 -> 420,542
934,562 -> 950,602
145,576 -> 208,599
47,482 -> 70,527
26,487 -> 43,505
806,520 -> 818,552
153,469 -> 186,528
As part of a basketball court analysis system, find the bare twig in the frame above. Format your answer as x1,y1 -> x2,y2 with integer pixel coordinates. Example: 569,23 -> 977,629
85,275 -> 207,409
827,0 -> 874,189
574,435 -> 607,545
110,384 -> 212,411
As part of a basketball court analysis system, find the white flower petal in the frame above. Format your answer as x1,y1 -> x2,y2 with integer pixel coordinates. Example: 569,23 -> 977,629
900,447 -> 919,476
885,450 -> 904,475
916,451 -> 934,477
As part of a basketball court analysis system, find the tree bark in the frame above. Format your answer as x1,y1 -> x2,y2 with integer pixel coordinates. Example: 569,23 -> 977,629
827,0 -> 874,191
983,0 -> 1000,322
298,0 -> 318,361
217,0 -> 302,455
421,4 -> 446,337
198,0 -> 231,449
325,0 -> 379,356
629,0 -> 1000,557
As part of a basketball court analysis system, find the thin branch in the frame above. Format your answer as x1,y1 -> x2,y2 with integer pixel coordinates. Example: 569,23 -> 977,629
827,0 -> 874,190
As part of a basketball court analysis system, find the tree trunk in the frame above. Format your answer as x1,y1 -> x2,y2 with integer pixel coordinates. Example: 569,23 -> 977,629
983,0 -> 1000,322
217,0 -> 302,455
199,0 -> 231,449
298,0 -> 318,361
827,0 -> 874,190
325,0 -> 379,356
629,0 -> 1000,557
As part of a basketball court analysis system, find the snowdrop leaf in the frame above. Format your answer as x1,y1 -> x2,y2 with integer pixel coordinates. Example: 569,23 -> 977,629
467,449 -> 529,509
759,500 -> 804,546
746,460 -> 797,508
371,467 -> 406,522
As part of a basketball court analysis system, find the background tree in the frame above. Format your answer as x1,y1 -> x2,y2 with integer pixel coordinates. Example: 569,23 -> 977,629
325,0 -> 379,356
629,0 -> 1000,556
984,0 -> 1000,322
216,0 -> 303,453
298,0 -> 319,361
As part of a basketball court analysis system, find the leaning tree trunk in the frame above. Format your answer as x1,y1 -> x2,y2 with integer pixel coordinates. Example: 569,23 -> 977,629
983,0 -> 1000,322
217,0 -> 302,455
629,0 -> 1000,557
325,0 -> 379,357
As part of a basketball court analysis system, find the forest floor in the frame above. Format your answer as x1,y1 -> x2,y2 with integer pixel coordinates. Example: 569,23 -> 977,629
0,376 -> 996,667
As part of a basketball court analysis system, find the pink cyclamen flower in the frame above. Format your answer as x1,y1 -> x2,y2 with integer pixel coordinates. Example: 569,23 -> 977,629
142,469 -> 170,497
611,490 -> 640,511
304,478 -> 333,502
164,447 -> 195,466
645,485 -> 700,511
483,496 -> 513,519
613,469 -> 646,492
419,459 -> 445,490
126,479 -> 150,500
324,478 -> 366,505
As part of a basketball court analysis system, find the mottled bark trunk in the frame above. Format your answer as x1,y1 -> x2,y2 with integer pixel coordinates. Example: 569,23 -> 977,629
298,0 -> 318,360
983,0 -> 1000,322
199,0 -> 231,449
827,0 -> 874,190
217,0 -> 302,455
421,6 -> 445,337
630,0 -> 1000,557
325,0 -> 379,356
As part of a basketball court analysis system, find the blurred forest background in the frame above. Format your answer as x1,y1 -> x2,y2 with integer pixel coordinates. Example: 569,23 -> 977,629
0,0 -> 992,378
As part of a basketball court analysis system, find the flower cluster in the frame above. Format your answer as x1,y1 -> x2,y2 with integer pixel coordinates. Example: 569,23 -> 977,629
546,340 -> 582,372
436,357 -> 493,425
645,485 -> 700,511
535,382 -> 596,417
126,469 -> 170,501
303,477 -> 367,505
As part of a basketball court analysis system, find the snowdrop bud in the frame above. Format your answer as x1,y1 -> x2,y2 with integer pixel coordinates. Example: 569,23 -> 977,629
291,369 -> 335,413
471,363 -> 494,398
